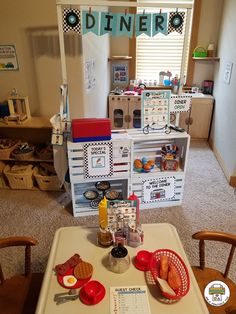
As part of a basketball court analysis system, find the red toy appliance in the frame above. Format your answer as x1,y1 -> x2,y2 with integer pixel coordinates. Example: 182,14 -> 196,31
72,118 -> 111,142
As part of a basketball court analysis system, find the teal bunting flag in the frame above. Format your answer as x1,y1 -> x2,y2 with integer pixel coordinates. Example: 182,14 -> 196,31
81,10 -> 184,37
100,12 -> 117,36
152,13 -> 168,36
82,11 -> 99,35
136,14 -> 152,37
115,13 -> 134,37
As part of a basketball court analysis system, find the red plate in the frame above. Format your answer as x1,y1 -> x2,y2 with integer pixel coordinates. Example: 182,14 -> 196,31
79,281 -> 106,305
57,267 -> 91,289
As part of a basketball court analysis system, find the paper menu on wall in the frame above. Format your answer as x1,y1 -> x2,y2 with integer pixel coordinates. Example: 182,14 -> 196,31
110,286 -> 151,314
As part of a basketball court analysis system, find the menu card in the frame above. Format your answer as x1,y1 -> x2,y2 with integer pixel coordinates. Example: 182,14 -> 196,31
110,286 -> 151,314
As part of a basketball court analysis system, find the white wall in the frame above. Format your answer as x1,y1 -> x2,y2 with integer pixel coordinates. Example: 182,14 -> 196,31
0,0 -> 59,116
210,0 -> 236,177
0,0 -> 110,119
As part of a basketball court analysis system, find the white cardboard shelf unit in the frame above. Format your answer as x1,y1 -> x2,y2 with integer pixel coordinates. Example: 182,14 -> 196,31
67,130 -> 190,217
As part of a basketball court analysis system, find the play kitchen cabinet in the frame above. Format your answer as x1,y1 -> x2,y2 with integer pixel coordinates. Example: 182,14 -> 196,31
178,95 -> 214,139
67,130 -> 190,217
109,95 -> 141,129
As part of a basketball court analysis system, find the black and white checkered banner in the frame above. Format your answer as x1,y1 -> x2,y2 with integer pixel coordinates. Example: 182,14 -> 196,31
83,141 -> 113,179
170,94 -> 192,113
63,8 -> 81,33
168,11 -> 185,34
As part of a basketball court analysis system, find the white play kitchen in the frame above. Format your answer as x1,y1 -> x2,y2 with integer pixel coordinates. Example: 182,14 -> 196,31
67,130 -> 189,217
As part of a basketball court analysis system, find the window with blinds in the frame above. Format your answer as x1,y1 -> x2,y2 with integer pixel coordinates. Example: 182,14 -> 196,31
136,6 -> 193,83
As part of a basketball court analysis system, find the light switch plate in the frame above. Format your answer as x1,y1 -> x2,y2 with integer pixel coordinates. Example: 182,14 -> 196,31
223,62 -> 233,84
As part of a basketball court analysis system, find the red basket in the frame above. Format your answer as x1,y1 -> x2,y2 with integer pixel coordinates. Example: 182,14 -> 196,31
149,249 -> 190,300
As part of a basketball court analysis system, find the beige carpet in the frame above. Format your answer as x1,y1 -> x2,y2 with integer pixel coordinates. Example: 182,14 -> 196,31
0,140 -> 235,281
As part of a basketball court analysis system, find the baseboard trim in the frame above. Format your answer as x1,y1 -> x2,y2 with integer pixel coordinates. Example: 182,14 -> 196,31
208,139 -> 231,182
229,176 -> 236,187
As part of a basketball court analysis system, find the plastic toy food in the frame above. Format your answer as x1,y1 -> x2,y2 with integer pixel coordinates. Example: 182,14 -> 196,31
159,255 -> 169,280
63,275 -> 77,287
134,159 -> 142,169
54,253 -> 82,276
83,190 -> 99,200
168,265 -> 181,290
74,261 -> 93,280
95,181 -> 110,191
133,158 -> 155,173
105,190 -> 120,200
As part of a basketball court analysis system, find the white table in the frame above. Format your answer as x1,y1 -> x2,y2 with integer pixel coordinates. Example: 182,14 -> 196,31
36,223 -> 209,313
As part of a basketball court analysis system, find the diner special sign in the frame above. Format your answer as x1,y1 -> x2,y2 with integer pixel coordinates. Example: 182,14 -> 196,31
83,141 -> 113,179
63,8 -> 185,37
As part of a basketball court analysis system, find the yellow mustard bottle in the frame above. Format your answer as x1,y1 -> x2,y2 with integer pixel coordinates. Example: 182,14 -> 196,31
98,196 -> 108,229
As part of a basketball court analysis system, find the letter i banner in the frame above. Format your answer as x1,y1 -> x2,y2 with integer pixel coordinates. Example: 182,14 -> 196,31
168,11 -> 185,34
82,11 -> 99,35
100,12 -> 117,36
63,8 -> 81,33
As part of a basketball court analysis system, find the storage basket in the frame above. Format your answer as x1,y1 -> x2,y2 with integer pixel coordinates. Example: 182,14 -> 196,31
11,145 -> 34,160
35,144 -> 53,160
0,139 -> 20,159
4,164 -> 34,189
0,161 -> 8,188
193,45 -> 207,58
33,167 -> 61,191
149,249 -> 190,300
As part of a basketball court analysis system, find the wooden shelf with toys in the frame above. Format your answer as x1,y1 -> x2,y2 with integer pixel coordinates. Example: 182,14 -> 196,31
0,114 -> 62,191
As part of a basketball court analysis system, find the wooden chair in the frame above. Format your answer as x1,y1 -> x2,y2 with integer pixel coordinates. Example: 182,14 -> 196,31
226,305 -> 236,314
0,236 -> 44,314
192,231 -> 236,314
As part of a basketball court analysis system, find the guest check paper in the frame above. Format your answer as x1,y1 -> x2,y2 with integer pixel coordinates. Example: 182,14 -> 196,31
110,286 -> 151,314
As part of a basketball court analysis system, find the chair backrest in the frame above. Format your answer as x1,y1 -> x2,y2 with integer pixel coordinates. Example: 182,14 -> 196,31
0,236 -> 38,284
226,305 -> 236,314
192,231 -> 236,278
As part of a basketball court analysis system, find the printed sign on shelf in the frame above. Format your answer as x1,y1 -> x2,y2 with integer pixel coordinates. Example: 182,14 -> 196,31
141,90 -> 171,129
170,94 -> 192,113
142,176 -> 176,203
0,45 -> 19,71
83,141 -> 113,179
112,64 -> 128,84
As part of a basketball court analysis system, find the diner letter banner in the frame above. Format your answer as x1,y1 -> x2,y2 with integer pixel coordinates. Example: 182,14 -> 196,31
168,11 -> 185,34
136,14 -> 152,37
152,13 -> 168,36
116,13 -> 135,37
80,10 -> 184,37
82,11 -> 99,35
83,141 -> 113,179
100,12 -> 117,36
